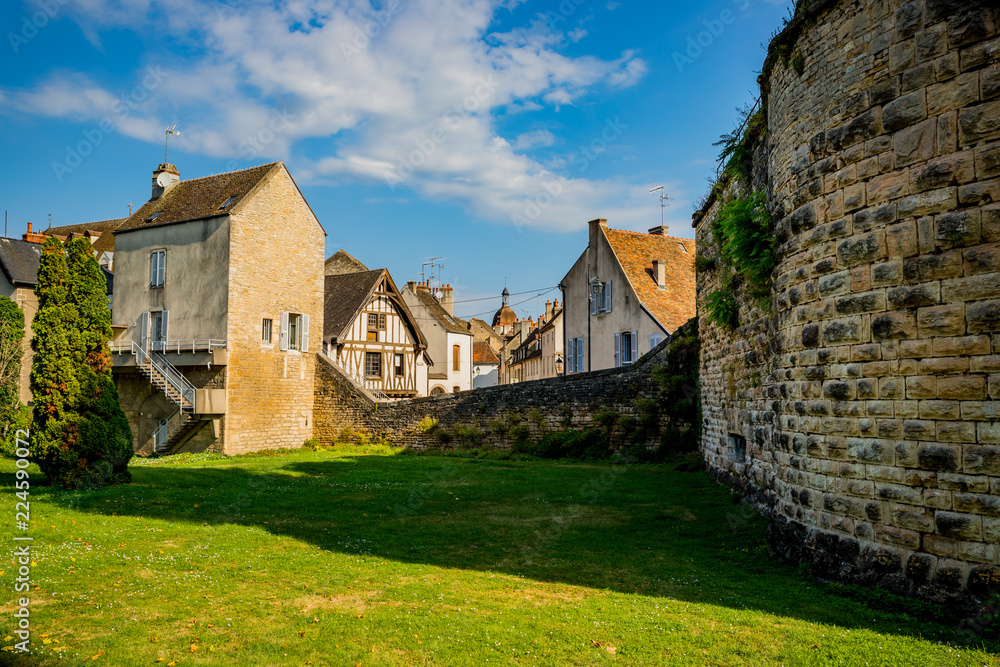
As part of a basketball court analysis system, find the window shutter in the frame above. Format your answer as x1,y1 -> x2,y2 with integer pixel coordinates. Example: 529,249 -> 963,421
590,286 -> 598,315
157,252 -> 165,286
606,280 -> 612,312
161,310 -> 169,344
279,312 -> 289,351
614,332 -> 621,368
150,254 -> 156,286
631,331 -> 638,363
567,338 -> 575,374
576,338 -> 584,372
301,314 -> 310,352
140,312 -> 149,350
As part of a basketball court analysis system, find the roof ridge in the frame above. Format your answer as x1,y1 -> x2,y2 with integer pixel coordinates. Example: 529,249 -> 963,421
176,161 -> 280,186
608,228 -> 694,242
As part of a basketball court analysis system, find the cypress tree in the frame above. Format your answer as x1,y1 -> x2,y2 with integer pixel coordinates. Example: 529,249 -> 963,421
66,237 -> 132,485
0,295 -> 28,454
30,236 -> 80,482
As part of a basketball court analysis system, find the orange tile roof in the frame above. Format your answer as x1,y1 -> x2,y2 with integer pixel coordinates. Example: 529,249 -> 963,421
473,341 -> 499,365
604,228 -> 696,332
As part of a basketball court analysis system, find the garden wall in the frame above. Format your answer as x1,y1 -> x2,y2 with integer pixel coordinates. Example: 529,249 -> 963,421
696,0 -> 1000,605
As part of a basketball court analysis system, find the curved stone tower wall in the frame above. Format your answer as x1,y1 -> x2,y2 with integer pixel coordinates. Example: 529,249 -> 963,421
698,0 -> 1000,603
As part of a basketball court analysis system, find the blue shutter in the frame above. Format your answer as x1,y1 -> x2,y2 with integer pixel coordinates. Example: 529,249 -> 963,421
576,338 -> 583,372
590,286 -> 598,315
157,251 -> 165,286
139,312 -> 149,350
614,332 -> 621,368
567,338 -> 575,374
606,280 -> 612,313
161,310 -> 169,345
631,331 -> 638,364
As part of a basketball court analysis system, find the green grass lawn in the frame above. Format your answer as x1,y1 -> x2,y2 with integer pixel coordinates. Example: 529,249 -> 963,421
1,445 -> 998,666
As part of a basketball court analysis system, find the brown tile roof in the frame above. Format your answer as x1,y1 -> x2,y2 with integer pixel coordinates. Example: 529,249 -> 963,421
473,341 -> 499,365
117,163 -> 280,233
411,288 -> 471,335
604,228 -> 696,333
43,217 -> 125,254
325,249 -> 369,276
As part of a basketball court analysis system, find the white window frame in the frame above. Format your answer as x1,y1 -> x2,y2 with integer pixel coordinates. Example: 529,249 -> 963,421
279,312 -> 310,352
149,250 -> 165,287
262,318 -> 273,345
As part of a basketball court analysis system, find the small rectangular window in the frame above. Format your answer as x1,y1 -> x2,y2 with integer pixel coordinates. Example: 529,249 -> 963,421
649,333 -> 663,350
453,344 -> 461,371
367,313 -> 379,341
379,314 -> 386,330
262,318 -> 272,344
729,434 -> 747,462
365,351 -> 382,378
150,250 -> 165,287
394,353 -> 404,377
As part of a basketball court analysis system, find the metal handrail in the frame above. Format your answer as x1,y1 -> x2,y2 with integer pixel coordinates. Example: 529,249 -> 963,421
109,339 -> 226,354
153,409 -> 189,454
320,350 -> 391,402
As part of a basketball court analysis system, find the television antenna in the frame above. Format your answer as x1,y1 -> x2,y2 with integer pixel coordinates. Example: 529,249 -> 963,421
164,125 -> 182,163
420,256 -> 445,288
649,186 -> 671,227
127,202 -> 134,216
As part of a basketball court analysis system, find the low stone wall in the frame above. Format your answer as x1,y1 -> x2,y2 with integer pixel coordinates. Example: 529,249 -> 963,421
313,326 -> 689,451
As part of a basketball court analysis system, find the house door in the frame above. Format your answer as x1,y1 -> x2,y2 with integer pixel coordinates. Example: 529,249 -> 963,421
150,311 -> 168,352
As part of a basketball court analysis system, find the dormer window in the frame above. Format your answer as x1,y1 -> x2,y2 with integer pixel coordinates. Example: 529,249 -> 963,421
219,195 -> 237,209
146,211 -> 163,223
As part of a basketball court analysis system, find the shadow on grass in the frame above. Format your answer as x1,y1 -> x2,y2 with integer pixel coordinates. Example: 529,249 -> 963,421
10,451 -> 995,651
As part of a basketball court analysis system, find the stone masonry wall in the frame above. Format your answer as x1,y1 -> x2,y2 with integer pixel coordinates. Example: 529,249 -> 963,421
313,333 -> 680,451
697,0 -> 1000,604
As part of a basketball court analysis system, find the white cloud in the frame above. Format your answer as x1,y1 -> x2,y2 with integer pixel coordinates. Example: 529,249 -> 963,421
4,0 -> 654,232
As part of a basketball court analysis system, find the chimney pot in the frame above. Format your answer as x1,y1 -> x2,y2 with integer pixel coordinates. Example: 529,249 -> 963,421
648,225 -> 668,236
652,259 -> 666,289
27,222 -> 32,233
152,163 -> 180,200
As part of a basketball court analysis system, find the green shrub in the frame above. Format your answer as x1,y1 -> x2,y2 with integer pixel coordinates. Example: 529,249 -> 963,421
417,416 -> 438,433
705,288 -> 739,330
712,190 -> 775,302
694,255 -> 716,272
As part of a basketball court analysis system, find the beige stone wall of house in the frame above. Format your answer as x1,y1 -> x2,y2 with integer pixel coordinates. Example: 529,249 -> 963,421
223,166 -> 325,453
13,286 -> 36,404
697,0 -> 1000,603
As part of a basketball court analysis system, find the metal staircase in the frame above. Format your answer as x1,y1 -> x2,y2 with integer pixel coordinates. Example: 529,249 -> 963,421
111,341 -> 200,453
319,350 -> 391,402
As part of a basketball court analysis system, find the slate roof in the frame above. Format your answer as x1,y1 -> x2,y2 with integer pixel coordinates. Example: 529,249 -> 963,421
117,163 -> 280,233
324,269 -> 427,348
44,217 -> 125,254
604,229 -> 696,333
0,238 -> 41,286
473,341 -> 500,365
411,288 -> 471,335
325,249 -> 369,276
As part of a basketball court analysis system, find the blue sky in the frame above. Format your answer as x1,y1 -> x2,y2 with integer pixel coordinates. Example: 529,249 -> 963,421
0,0 -> 792,321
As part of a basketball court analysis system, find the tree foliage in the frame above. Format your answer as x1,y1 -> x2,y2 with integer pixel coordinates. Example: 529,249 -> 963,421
0,295 -> 29,454
30,236 -> 132,488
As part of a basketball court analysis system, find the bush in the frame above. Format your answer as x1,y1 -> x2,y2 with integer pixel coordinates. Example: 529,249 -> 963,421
417,416 -> 438,433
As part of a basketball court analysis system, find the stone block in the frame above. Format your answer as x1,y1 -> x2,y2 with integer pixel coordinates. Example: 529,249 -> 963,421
837,232 -> 886,268
895,3 -> 923,40
986,204 -> 1000,242
916,23 -> 948,62
877,481 -> 923,504
925,489 -> 953,510
962,399 -> 1000,418
827,108 -> 883,150
977,143 -> 1000,180
883,91 -> 926,133
911,150 -> 975,192
894,119 -> 937,167
918,357 -> 970,374
879,376 -> 905,400
875,524 -> 921,549
933,335 -> 991,357
872,259 -> 903,287
919,400 -> 960,420
959,179 -> 1000,206
964,243 -> 1000,275
959,35 -> 1000,72
835,291 -> 885,315
979,422 -> 1000,444
850,266 -> 871,292
963,445 -> 1000,475
890,40 -> 916,75
886,221 -> 918,258
906,375 -> 937,399
878,418 -> 903,438
926,72 -> 980,115
905,419 -> 938,441
955,492 -> 1000,517
822,317 -> 863,344
941,273 -> 1000,302
967,300 -> 1000,334
938,473 -> 989,493
917,303 -> 965,337
936,52 -> 960,82
947,7 -> 996,48
983,63 -> 1000,100
936,420 -> 976,443
936,511 -> 982,540
896,186 -> 957,218
935,209 -> 982,247
872,311 -> 917,340
938,111 -> 958,154
903,62 -> 937,92
917,442 -> 961,471
887,282 -> 941,308
818,270 -> 850,297
960,100 -> 1000,145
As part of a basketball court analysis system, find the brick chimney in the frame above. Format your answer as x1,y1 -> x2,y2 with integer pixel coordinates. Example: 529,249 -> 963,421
648,225 -> 668,236
22,222 -> 46,244
588,218 -> 608,273
440,284 -> 454,315
417,280 -> 430,292
151,163 -> 180,200
652,259 -> 666,289
545,299 -> 553,321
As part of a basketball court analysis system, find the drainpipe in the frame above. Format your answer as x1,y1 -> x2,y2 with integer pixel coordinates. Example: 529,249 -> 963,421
558,282 -> 566,376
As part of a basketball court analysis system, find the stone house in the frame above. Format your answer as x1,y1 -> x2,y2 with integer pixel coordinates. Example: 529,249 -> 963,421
472,341 -> 499,389
539,300 -> 564,379
0,236 -> 41,404
109,161 -> 325,455
322,260 -> 429,399
560,219 -> 695,373
401,281 -> 473,394
507,321 -> 541,383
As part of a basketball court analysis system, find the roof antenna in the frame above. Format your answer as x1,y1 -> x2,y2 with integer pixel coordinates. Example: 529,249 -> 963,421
47,213 -> 52,230
164,125 -> 182,163
128,202 -> 134,216
649,186 -> 671,228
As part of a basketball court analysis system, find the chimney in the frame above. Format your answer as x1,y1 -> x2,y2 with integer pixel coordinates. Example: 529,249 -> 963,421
652,259 -> 666,290
406,280 -> 416,293
22,222 -> 46,244
27,222 -> 31,234
545,299 -> 553,321
151,163 -> 180,200
588,218 -> 608,272
648,225 -> 668,236
440,284 -> 454,315
417,280 -> 430,292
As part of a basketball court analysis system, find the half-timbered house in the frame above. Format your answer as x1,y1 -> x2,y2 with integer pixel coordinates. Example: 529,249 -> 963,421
323,267 -> 429,399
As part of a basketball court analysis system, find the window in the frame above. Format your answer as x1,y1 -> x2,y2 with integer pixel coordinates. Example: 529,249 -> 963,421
567,337 -> 585,373
453,344 -> 461,371
146,211 -> 163,223
591,280 -> 613,314
365,351 -> 382,378
649,333 -> 663,350
378,314 -> 386,330
453,386 -> 461,393
279,312 -> 309,352
149,250 -> 165,287
219,195 -> 237,209
394,353 -> 404,377
614,331 -> 637,367
729,433 -> 747,462
367,313 -> 379,341
262,318 -> 273,344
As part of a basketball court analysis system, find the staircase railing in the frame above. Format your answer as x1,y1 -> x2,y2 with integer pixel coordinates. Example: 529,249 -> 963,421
152,409 -> 190,454
320,350 -> 391,402
110,341 -> 196,413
